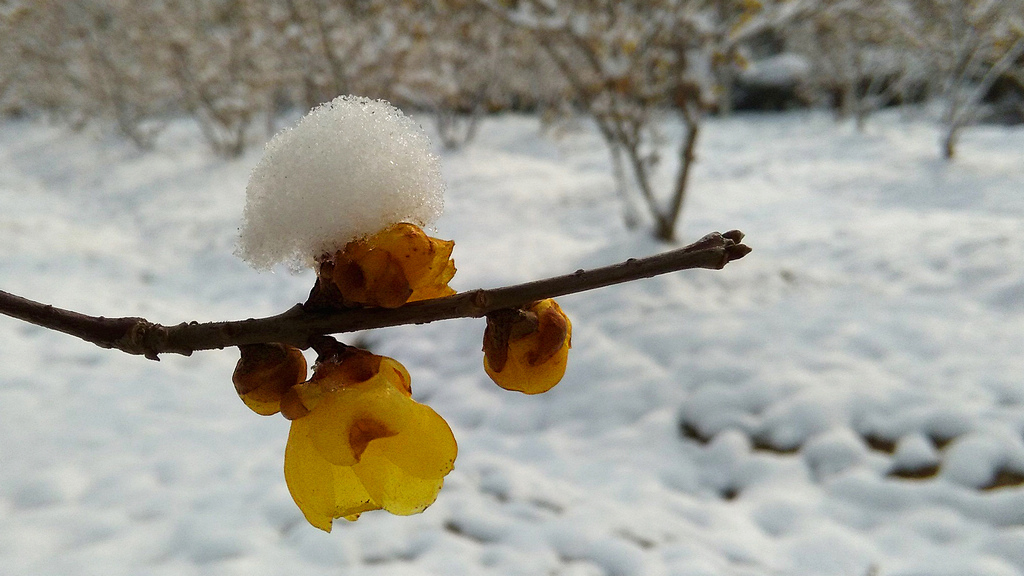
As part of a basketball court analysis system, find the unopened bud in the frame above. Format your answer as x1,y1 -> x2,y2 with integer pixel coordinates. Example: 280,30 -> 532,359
483,299 -> 571,394
233,343 -> 307,416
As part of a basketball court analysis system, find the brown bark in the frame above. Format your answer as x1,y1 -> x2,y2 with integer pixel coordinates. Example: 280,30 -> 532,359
0,231 -> 749,360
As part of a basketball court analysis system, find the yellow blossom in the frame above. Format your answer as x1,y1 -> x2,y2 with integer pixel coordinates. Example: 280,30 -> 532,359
282,348 -> 457,531
483,299 -> 572,394
324,223 -> 456,308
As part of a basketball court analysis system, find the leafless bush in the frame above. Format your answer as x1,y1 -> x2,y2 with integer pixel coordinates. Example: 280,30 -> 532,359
388,2 -> 558,150
2,1 -> 175,146
4,0 -> 1017,163
910,0 -> 1024,159
481,0 -> 810,242
786,0 -> 925,130
159,0 -> 282,158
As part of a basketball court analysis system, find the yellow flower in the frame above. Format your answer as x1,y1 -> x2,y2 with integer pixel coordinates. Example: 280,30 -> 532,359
232,343 -> 308,416
483,298 -> 572,394
324,223 -> 456,308
282,348 -> 457,531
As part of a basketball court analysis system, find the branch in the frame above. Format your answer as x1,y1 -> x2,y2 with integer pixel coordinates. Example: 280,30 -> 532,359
0,231 -> 750,359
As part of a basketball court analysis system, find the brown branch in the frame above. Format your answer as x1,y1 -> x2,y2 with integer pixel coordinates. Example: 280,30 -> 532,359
0,231 -> 750,360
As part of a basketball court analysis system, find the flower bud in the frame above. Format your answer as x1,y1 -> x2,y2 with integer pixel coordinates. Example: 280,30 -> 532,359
483,299 -> 571,394
279,384 -> 314,420
233,343 -> 308,416
323,223 -> 456,308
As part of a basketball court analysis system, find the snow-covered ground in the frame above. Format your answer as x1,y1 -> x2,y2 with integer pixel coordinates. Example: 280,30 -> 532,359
1,110 -> 1023,576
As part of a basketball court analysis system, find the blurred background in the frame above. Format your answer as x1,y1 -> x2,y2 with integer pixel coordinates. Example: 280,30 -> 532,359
2,0 -> 1020,160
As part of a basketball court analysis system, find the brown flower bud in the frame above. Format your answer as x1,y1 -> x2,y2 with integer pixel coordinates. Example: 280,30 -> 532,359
233,343 -> 308,416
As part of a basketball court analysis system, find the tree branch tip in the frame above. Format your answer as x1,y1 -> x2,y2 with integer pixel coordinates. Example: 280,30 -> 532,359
714,230 -> 750,264
722,230 -> 745,243
725,243 -> 752,262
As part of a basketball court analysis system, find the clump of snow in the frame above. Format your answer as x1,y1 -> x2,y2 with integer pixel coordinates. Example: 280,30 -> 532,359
940,434 -> 1010,488
801,428 -> 869,481
237,95 -> 444,269
891,433 -> 940,471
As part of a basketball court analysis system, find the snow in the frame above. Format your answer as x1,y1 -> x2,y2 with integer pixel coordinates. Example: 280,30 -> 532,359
742,54 -> 811,87
1,109 -> 1024,575
237,96 -> 444,270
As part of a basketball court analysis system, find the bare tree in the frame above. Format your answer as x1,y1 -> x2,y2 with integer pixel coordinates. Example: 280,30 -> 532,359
273,0 -> 416,110
481,0 -> 803,242
1,1 -> 175,145
787,0 -> 924,130
155,0 -> 290,158
911,0 -> 1024,159
392,2 -> 511,150
480,0 -> 701,241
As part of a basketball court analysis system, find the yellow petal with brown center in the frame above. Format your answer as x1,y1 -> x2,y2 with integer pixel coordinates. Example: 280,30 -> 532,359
305,383 -> 414,466
283,351 -> 457,530
284,414 -> 379,532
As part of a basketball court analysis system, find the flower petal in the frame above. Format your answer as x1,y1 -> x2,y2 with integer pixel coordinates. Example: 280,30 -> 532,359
526,299 -> 571,366
376,223 -> 438,286
284,351 -> 458,528
362,249 -> 413,308
285,415 -> 379,532
409,283 -> 456,302
306,382 -> 414,466
353,441 -> 446,516
380,357 -> 413,397
348,416 -> 399,460
375,402 -> 458,480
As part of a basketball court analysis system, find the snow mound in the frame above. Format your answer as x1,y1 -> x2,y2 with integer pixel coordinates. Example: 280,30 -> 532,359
237,95 -> 444,269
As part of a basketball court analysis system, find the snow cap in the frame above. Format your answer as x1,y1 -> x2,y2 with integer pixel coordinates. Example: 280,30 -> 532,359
237,95 -> 444,270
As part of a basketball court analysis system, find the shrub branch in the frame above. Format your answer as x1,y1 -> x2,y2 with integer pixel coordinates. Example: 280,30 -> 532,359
0,231 -> 749,360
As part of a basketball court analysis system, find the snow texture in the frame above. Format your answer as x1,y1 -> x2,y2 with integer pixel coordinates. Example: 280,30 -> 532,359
2,110 -> 1024,575
237,95 -> 444,270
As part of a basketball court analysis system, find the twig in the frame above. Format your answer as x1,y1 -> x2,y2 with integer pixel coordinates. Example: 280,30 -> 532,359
0,231 -> 750,359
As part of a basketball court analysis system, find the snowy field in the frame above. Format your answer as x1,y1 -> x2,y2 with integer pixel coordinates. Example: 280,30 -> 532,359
1,109 -> 1023,576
